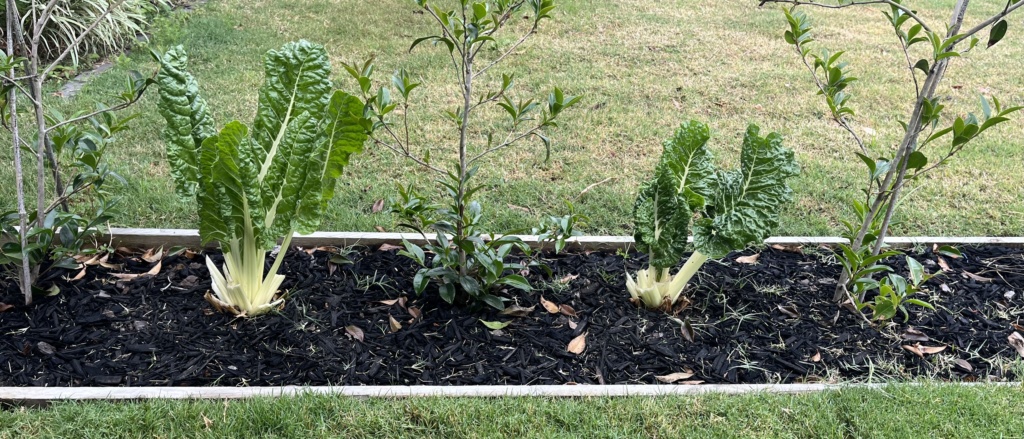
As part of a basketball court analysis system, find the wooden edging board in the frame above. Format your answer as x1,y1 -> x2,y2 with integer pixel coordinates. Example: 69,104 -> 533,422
1,382 -> 1020,404
103,228 -> 1024,251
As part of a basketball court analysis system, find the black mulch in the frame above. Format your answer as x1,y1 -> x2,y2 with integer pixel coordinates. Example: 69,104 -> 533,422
2,244 -> 1023,387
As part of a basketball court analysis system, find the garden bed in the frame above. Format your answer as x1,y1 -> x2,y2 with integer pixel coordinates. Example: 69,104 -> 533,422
2,232 -> 1023,391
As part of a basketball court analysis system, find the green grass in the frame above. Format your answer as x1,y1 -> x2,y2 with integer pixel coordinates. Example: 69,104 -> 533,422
2,0 -> 1023,237
2,384 -> 1024,438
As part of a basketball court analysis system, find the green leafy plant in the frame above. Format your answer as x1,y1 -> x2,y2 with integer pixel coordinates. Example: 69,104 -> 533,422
532,201 -> 587,254
347,0 -> 579,310
154,41 -> 367,316
2,1 -> 152,305
762,1 -> 1024,314
850,256 -> 937,321
627,120 -> 799,311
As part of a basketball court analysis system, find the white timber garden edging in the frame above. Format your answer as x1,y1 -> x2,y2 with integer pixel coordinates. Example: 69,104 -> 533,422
101,228 -> 1024,251
4,228 -> 1024,404
1,382 -> 1020,404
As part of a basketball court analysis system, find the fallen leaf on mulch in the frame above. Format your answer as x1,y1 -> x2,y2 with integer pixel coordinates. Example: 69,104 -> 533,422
777,304 -> 800,319
389,315 -> 402,333
903,343 -> 946,358
962,271 -> 993,283
540,296 -> 559,314
141,247 -> 164,263
558,304 -> 578,318
902,327 -> 930,342
408,306 -> 422,321
378,243 -> 402,252
345,325 -> 365,342
500,304 -> 535,317
567,332 -> 587,354
1008,332 -> 1024,357
656,370 -> 695,383
69,267 -> 87,281
557,273 -> 579,284
0,303 -> 13,313
810,351 -> 821,362
111,261 -> 162,280
937,256 -> 951,272
735,254 -> 760,264
771,244 -> 804,254
954,359 -> 973,372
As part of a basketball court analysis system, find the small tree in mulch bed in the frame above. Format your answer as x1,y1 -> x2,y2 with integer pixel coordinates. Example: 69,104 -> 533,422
2,0 -> 152,306
343,0 -> 582,311
757,0 -> 1023,321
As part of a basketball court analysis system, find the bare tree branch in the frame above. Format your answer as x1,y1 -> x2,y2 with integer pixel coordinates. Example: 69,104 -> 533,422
758,0 -> 934,34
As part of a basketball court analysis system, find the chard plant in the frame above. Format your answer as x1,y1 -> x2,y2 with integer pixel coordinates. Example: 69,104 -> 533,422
2,0 -> 151,305
759,0 -> 1023,316
628,121 -> 799,311
155,41 -> 368,316
346,0 -> 580,310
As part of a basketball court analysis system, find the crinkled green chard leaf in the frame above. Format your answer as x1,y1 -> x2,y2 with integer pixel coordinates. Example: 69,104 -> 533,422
197,122 -> 264,247
633,120 -> 716,269
154,46 -> 216,199
693,124 -> 800,259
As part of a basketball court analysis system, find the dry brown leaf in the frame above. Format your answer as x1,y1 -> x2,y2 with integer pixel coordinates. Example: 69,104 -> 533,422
937,256 -> 951,272
939,283 -> 952,293
962,271 -> 993,283
557,273 -> 579,284
680,319 -> 695,343
374,226 -> 387,233
903,343 -> 946,358
71,267 -> 87,281
99,254 -> 123,270
345,325 -> 365,342
141,247 -> 164,263
110,261 -> 162,281
378,243 -> 402,252
777,304 -> 800,319
558,304 -> 578,318
408,306 -> 422,321
82,254 -> 101,266
371,199 -> 385,213
771,244 -> 804,254
568,320 -> 578,330
184,249 -> 198,259
735,254 -> 760,264
655,371 -> 695,383
378,298 -> 400,306
499,304 -> 536,317
0,302 -> 13,313
567,332 -> 587,354
954,359 -> 973,372
1008,332 -> 1024,358
204,291 -> 241,316
902,327 -> 930,342
540,296 -> 559,314
811,351 -> 821,362
398,296 -> 408,309
389,315 -> 402,333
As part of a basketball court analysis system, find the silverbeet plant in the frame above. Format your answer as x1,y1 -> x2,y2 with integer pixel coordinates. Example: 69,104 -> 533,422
628,121 -> 799,311
155,41 -> 367,316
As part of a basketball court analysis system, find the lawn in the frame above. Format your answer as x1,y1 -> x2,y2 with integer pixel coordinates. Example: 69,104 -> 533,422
2,384 -> 1024,438
2,0 -> 1023,236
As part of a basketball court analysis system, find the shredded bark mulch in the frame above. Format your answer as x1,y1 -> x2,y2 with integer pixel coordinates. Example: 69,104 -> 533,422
2,244 -> 1022,387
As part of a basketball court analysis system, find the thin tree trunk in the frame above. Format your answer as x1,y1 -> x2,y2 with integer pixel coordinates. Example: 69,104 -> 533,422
6,0 -> 32,304
456,42 -> 473,278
